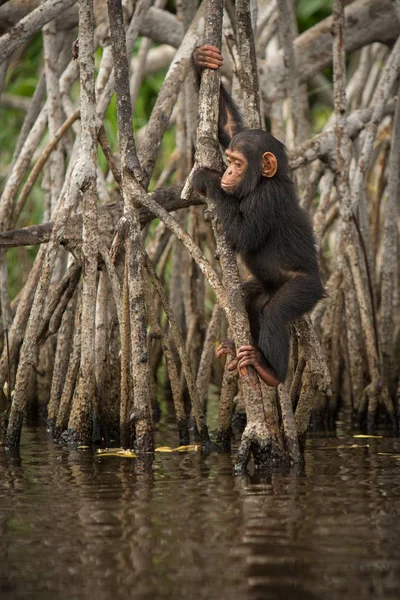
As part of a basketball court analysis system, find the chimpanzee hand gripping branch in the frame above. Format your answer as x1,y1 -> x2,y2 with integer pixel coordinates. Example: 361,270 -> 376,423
192,45 -> 325,387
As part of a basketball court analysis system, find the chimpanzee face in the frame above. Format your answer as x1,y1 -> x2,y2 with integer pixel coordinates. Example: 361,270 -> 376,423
221,146 -> 278,196
221,149 -> 247,193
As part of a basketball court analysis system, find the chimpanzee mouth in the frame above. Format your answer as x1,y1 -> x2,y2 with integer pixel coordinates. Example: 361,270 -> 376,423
221,183 -> 235,193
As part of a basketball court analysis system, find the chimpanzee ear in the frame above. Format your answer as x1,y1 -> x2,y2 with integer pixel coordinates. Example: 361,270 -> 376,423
261,152 -> 278,178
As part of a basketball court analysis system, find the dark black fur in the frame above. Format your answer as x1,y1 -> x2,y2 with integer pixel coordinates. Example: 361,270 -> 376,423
192,125 -> 325,382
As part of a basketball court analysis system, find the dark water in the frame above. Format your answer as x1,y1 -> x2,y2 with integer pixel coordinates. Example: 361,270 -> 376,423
1,424 -> 400,600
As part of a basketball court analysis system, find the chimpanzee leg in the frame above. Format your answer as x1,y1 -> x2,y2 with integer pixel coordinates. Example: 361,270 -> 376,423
257,274 -> 324,382
216,279 -> 267,366
241,278 -> 269,345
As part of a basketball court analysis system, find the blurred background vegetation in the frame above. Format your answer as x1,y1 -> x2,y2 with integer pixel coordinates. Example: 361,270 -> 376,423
0,0 -> 332,299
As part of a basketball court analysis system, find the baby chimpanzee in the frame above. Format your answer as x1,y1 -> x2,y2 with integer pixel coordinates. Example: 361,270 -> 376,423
192,45 -> 325,386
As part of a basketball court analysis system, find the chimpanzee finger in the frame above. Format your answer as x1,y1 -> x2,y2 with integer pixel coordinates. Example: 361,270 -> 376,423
236,349 -> 256,361
201,45 -> 221,52
216,340 -> 235,357
200,45 -> 223,59
196,48 -> 223,69
215,344 -> 234,358
196,59 -> 222,69
238,365 -> 248,378
227,359 -> 238,372
195,61 -> 217,69
216,344 -> 229,357
196,47 -> 222,58
236,347 -> 252,355
238,358 -> 254,369
237,345 -> 255,353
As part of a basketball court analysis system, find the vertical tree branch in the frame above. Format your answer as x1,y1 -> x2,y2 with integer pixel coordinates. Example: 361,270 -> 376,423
380,84 -> 400,388
235,0 -> 262,129
107,0 -> 153,453
195,0 -> 284,469
67,0 -> 99,445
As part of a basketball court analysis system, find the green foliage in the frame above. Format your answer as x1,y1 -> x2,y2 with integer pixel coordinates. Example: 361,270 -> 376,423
104,94 -> 119,153
134,71 -> 165,128
0,5 -> 337,296
6,32 -> 42,89
297,0 -> 332,31
0,108 -> 22,180
0,33 -> 42,184
310,105 -> 332,135
150,126 -> 176,189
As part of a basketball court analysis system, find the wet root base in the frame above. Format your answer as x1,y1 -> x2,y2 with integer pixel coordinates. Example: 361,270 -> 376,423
199,425 -> 215,452
177,418 -> 190,446
5,410 -> 24,449
1,413 -> 9,443
297,433 -> 308,455
58,427 -> 91,446
235,423 -> 285,473
232,411 -> 247,438
134,430 -> 154,454
216,427 -> 232,453
100,418 -> 121,446
46,417 -> 55,434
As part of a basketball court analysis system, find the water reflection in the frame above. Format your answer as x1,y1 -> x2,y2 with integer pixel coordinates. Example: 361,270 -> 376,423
1,428 -> 400,599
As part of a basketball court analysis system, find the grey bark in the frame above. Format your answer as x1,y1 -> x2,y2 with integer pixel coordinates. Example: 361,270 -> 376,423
0,187 -> 205,250
5,165 -> 81,447
196,303 -> 223,409
54,301 -> 82,439
0,0 -> 77,66
67,0 -> 99,446
380,85 -> 400,388
195,0 -> 284,469
43,19 -> 65,212
138,3 -> 205,188
46,286 -> 78,427
144,254 -> 209,444
107,0 -> 153,453
260,0 -> 400,109
235,0 -> 262,128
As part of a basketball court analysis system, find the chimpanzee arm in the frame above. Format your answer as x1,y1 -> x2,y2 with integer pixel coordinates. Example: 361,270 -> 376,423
192,167 -> 227,198
218,85 -> 244,148
192,168 -> 271,253
192,45 -> 244,149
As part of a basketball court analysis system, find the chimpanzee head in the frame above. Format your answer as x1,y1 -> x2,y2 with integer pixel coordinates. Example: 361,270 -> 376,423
221,129 -> 289,198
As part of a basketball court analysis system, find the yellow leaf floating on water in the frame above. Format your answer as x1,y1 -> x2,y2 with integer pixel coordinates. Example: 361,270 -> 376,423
96,448 -> 137,458
349,444 -> 369,448
320,444 -> 370,449
155,445 -> 199,453
377,452 -> 400,458
353,434 -> 383,439
77,445 -> 90,449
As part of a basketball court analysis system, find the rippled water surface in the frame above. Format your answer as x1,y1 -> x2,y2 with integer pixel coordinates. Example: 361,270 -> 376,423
1,424 -> 400,600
